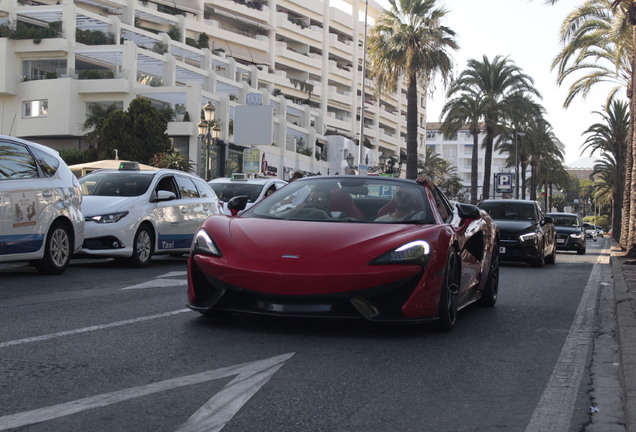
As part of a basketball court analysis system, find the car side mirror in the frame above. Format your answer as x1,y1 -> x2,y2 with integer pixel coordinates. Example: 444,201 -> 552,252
456,203 -> 481,220
227,195 -> 249,216
152,190 -> 176,202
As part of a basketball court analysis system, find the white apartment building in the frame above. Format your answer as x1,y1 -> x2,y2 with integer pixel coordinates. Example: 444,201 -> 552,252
425,122 -> 512,200
0,0 -> 425,180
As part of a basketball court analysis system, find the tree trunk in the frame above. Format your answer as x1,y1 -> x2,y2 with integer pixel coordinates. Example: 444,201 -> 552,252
481,122 -> 495,199
626,23 -> 636,256
471,132 -> 479,203
405,74 -> 419,180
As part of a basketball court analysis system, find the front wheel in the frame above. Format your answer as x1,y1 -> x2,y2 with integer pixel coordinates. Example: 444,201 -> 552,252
531,241 -> 545,268
127,225 -> 154,267
35,222 -> 72,275
478,243 -> 499,307
436,248 -> 460,331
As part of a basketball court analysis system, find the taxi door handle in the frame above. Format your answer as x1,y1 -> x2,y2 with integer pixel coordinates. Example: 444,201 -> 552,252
180,207 -> 188,214
42,190 -> 54,198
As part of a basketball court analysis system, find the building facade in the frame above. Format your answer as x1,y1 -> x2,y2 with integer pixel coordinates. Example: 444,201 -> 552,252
0,0 -> 428,180
425,122 -> 512,200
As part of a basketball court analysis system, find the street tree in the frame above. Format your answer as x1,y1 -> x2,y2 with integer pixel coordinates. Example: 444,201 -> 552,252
447,55 -> 540,199
440,91 -> 486,203
97,97 -> 172,163
582,98 -> 629,241
367,0 -> 458,179
546,0 -> 636,253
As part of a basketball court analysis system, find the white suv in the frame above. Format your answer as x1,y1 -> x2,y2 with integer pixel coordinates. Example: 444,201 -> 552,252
78,165 -> 222,266
0,135 -> 84,274
582,222 -> 598,241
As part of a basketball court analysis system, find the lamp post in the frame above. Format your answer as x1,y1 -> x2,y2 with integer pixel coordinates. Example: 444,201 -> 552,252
378,152 -> 387,173
197,101 -> 219,180
345,152 -> 354,174
514,131 -> 525,199
358,0 -> 369,170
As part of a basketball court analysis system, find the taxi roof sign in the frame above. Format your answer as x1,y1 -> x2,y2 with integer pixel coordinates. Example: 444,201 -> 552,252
119,161 -> 139,170
231,172 -> 247,180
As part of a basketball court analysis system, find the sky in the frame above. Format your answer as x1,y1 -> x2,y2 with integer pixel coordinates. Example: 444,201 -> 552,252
368,0 -> 619,166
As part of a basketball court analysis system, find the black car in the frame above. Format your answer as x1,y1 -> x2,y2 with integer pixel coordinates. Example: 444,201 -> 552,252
478,199 -> 556,267
547,212 -> 586,255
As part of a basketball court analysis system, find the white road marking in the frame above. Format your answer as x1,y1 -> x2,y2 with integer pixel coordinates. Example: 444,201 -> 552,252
121,279 -> 187,290
158,271 -> 188,279
0,309 -> 190,348
120,271 -> 188,290
0,353 -> 294,431
525,246 -> 611,431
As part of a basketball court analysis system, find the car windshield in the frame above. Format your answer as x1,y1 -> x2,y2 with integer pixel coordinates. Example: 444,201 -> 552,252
550,215 -> 579,227
79,172 -> 154,196
241,177 -> 435,223
479,202 -> 535,221
209,182 -> 264,203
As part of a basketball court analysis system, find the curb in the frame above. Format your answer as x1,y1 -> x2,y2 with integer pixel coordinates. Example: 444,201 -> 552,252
611,241 -> 636,432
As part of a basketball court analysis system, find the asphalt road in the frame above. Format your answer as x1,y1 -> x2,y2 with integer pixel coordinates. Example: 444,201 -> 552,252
0,238 -> 611,432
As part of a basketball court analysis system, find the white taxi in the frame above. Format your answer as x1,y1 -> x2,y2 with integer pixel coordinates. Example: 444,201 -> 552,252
78,163 -> 222,266
0,135 -> 84,274
208,175 -> 287,215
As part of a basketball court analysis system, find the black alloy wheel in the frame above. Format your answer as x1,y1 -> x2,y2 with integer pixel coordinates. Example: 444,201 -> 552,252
436,248 -> 460,331
478,243 -> 499,307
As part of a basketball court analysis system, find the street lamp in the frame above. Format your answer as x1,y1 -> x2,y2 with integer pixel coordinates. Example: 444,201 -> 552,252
378,152 -> 387,172
514,131 -> 525,199
344,152 -> 355,175
198,101 -> 220,180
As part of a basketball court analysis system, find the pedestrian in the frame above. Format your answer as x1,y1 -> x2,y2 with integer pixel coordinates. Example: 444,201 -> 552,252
290,171 -> 304,182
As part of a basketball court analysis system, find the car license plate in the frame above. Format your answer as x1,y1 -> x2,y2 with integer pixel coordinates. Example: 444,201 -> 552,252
557,238 -> 565,244
499,246 -> 506,254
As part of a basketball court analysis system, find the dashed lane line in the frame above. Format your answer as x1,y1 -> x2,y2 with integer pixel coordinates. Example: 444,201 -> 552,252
0,309 -> 190,348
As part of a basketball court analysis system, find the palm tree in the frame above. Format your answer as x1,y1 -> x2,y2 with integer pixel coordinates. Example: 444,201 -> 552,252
446,55 -> 541,199
495,95 -> 546,198
546,0 -> 636,253
439,91 -> 486,203
367,0 -> 458,180
581,98 -> 629,241
527,119 -> 565,201
418,145 -> 446,179
80,103 -> 120,148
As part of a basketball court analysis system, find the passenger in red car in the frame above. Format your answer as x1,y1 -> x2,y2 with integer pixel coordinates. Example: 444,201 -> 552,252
375,187 -> 424,222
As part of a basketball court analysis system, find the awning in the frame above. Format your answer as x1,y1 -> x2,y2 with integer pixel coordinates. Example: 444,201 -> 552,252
152,0 -> 201,14
220,41 -> 271,65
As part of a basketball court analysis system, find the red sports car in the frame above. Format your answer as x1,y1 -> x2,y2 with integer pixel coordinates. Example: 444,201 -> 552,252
187,176 -> 499,331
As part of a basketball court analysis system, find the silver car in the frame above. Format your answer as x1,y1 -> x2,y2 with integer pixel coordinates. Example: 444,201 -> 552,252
0,135 -> 84,274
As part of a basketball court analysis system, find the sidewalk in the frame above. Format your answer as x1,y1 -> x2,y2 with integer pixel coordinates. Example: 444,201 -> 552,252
611,240 -> 636,431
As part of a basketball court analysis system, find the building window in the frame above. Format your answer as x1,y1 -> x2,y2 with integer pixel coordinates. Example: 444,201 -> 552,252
23,100 -> 48,118
22,59 -> 66,80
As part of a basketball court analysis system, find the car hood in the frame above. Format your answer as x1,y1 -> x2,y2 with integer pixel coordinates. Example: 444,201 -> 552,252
492,219 -> 538,233
81,196 -> 140,216
225,217 -> 436,262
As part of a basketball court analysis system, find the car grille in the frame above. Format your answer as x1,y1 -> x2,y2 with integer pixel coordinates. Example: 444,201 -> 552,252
82,236 -> 124,250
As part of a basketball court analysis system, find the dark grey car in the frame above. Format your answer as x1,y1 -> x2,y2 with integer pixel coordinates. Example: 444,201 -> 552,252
478,199 -> 556,267
547,212 -> 586,255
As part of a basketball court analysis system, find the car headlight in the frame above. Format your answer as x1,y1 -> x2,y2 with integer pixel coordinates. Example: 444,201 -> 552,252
192,229 -> 222,257
88,211 -> 129,224
371,240 -> 430,267
519,232 -> 538,242
570,233 -> 583,239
